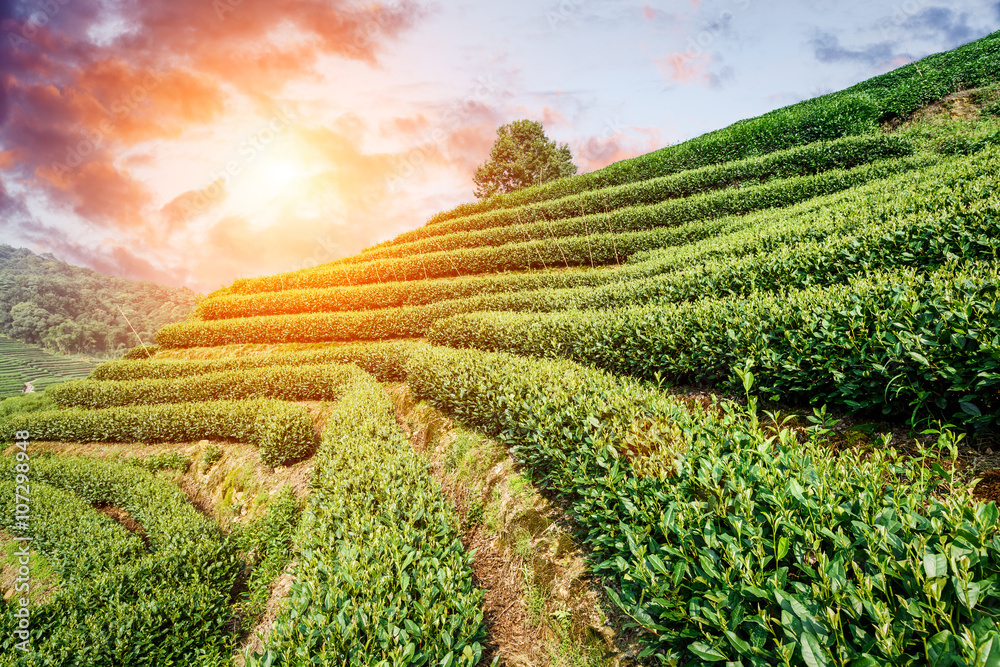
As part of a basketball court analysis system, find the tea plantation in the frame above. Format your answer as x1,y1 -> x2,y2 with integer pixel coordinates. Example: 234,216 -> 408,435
0,336 -> 97,398
3,32 -> 1000,666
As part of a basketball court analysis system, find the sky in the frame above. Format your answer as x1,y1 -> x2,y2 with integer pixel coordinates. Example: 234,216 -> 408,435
0,0 -> 998,293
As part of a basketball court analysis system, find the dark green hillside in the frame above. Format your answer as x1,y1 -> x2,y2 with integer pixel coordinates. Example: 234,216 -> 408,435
0,245 -> 198,356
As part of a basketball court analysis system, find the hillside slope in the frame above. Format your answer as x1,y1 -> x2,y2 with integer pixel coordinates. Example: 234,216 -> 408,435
4,32 -> 1000,666
0,245 -> 198,356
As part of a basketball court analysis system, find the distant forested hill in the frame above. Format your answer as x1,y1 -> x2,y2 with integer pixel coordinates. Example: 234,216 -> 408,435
0,245 -> 199,355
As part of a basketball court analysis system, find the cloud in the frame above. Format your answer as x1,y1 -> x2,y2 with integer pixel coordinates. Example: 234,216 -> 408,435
160,179 -> 227,231
0,178 -> 30,219
2,215 -> 180,286
810,31 -> 899,66
0,0 -> 427,289
901,7 -> 976,46
656,51 -> 712,83
574,125 -> 663,172
642,4 -> 656,21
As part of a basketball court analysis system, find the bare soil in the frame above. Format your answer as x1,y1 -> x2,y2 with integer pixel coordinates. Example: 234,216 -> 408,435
388,384 -> 644,667
233,563 -> 297,667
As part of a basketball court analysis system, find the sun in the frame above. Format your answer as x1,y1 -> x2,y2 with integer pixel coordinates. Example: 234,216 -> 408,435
227,146 -> 311,213
262,157 -> 302,188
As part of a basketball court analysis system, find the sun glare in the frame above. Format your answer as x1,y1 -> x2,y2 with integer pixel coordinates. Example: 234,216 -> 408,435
225,143 -> 312,214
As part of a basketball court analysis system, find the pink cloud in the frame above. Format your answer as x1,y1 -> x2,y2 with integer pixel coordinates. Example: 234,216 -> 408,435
656,51 -> 712,84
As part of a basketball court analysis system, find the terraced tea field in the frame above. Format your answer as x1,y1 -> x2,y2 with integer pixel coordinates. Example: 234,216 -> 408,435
0,336 -> 97,398
3,33 -> 1000,666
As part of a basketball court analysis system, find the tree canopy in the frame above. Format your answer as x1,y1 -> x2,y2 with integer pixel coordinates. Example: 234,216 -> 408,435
473,119 -> 577,199
0,245 -> 199,356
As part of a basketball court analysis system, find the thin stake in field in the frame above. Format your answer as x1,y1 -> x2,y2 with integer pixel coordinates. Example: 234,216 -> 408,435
580,204 -> 595,269
538,214 -> 576,289
117,305 -> 152,359
515,213 -> 550,273
604,198 -> 621,266
338,262 -> 353,286
426,237 -> 464,277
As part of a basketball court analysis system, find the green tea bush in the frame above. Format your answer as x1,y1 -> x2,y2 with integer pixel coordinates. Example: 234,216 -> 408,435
0,456 -> 237,665
362,135 -> 913,252
198,149 -> 985,322
0,399 -> 315,466
407,345 -> 1000,664
229,486 -> 302,623
231,156 -> 924,293
129,451 -> 192,473
0,393 -> 56,418
253,370 -> 485,665
0,479 -> 147,579
121,345 -> 158,360
163,150 -> 999,350
432,263 -> 1000,430
92,340 -> 416,383
52,364 -> 363,408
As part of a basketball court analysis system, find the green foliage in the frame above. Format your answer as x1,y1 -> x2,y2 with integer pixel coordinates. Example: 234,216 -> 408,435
121,344 -> 158,360
406,345 -> 1000,664
427,30 -> 1000,224
473,119 -> 577,199
196,264 -> 634,320
162,149 -> 997,349
349,155 -> 929,266
373,134 -> 913,255
227,154 -> 925,294
432,263 -> 1000,430
128,451 -> 192,473
229,486 -> 302,624
201,444 -> 223,472
92,340 -> 415,383
253,370 -> 485,665
0,399 -> 316,467
0,335 -> 97,398
0,456 -> 237,665
51,364 -> 364,408
0,245 -> 197,356
197,144 -> 953,323
0,393 -> 56,418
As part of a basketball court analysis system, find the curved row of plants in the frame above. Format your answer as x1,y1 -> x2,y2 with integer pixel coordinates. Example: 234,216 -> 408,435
157,150 -> 1000,349
200,147 -> 991,321
424,30 -> 1000,224
0,399 -> 315,466
0,456 -> 237,665
93,341 -> 416,383
230,154 -> 928,294
406,344 -> 1000,665
51,364 -> 363,409
200,193 -> 824,318
205,135 -> 976,322
250,369 -> 485,665
362,134 -> 913,251
343,155 -> 932,264
431,262 -> 1000,430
